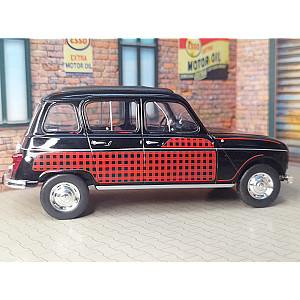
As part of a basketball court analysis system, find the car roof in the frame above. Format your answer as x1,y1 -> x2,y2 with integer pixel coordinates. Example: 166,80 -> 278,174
43,86 -> 174,101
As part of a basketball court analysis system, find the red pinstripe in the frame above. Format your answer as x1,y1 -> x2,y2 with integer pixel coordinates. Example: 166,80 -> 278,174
216,137 -> 281,144
217,154 -> 264,182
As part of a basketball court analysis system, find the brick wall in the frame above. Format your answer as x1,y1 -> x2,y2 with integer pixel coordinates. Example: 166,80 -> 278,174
236,39 -> 269,135
157,39 -> 237,129
31,39 -> 119,107
0,39 -> 119,190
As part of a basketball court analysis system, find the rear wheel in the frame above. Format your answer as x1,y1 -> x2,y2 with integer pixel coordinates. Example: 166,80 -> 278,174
40,174 -> 89,219
237,164 -> 280,208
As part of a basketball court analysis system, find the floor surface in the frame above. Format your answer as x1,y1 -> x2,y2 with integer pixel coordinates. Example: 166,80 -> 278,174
0,165 -> 299,262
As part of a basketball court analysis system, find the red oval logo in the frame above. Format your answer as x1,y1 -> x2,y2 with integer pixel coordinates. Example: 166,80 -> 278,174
66,38 -> 90,51
185,39 -> 201,57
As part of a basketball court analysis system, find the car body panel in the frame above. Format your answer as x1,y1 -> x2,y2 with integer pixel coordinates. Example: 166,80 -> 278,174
4,86 -> 290,190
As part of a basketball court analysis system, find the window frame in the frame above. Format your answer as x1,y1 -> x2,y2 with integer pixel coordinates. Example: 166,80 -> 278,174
118,38 -> 158,87
42,102 -> 80,134
84,98 -> 140,134
0,38 -> 32,127
143,99 -> 200,134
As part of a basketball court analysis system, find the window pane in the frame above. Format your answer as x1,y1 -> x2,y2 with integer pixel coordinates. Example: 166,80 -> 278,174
168,102 -> 198,132
145,101 -> 166,132
111,101 -> 125,128
86,101 -> 110,130
122,46 -> 137,86
122,39 -> 137,44
140,39 -> 155,45
86,101 -> 137,132
44,104 -> 79,132
4,39 -> 28,123
141,48 -> 155,87
145,101 -> 198,133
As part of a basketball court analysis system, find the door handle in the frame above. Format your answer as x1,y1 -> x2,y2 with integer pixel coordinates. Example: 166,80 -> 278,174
91,140 -> 112,147
146,140 -> 159,145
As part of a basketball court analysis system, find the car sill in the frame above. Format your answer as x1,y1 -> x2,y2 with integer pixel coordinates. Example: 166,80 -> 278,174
95,183 -> 234,191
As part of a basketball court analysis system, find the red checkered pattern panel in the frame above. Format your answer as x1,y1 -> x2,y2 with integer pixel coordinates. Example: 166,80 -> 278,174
162,137 -> 213,148
144,150 -> 216,182
33,149 -> 216,183
33,151 -> 94,172
94,151 -> 143,183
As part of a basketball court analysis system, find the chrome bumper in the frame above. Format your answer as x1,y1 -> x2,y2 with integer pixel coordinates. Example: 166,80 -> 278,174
3,171 -> 27,189
281,174 -> 293,184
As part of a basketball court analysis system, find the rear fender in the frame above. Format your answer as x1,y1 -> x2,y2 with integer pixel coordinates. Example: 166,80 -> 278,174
39,170 -> 96,186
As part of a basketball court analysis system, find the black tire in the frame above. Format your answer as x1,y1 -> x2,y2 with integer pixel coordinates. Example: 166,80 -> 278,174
40,174 -> 89,220
237,164 -> 281,208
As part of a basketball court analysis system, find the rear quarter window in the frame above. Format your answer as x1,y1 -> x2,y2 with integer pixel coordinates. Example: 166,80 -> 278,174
44,103 -> 79,133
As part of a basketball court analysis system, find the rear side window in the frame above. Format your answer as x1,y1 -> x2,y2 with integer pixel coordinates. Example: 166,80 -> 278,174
86,100 -> 138,132
44,103 -> 79,133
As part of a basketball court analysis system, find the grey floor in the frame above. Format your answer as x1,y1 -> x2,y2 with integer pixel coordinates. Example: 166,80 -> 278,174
0,165 -> 299,262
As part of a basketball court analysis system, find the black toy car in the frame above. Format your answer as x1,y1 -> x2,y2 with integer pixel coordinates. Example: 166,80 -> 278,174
3,86 -> 293,219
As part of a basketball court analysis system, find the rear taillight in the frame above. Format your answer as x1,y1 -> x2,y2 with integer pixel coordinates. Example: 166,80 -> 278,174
12,153 -> 23,172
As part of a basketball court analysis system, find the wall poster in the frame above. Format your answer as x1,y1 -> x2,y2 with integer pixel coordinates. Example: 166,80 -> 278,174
178,38 -> 229,80
64,38 -> 93,74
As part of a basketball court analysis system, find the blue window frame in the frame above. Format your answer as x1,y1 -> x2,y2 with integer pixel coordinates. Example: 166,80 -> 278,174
0,38 -> 32,126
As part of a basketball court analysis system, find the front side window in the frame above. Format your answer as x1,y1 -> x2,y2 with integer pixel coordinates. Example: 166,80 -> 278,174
145,100 -> 198,133
44,104 -> 79,133
86,100 -> 138,132
0,39 -> 31,125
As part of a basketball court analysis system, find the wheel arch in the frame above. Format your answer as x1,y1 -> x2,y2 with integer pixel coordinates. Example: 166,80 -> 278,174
234,155 -> 284,183
38,170 -> 96,186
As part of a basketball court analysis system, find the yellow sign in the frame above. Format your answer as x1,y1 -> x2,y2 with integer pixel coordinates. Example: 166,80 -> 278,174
178,38 -> 229,80
64,38 -> 93,74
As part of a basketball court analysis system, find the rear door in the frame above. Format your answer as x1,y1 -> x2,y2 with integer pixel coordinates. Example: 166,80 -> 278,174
84,98 -> 144,185
142,99 -> 217,184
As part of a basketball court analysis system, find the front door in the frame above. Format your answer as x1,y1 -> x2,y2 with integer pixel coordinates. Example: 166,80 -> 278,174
85,98 -> 143,185
142,99 -> 217,184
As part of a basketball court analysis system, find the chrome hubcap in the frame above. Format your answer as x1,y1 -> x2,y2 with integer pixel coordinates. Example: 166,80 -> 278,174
50,182 -> 80,212
248,172 -> 274,200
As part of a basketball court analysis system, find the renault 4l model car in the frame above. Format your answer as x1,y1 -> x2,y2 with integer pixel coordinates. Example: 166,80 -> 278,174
2,86 -> 293,219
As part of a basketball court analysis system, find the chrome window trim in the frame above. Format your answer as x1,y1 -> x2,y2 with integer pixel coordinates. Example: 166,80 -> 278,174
143,99 -> 200,134
42,102 -> 81,134
84,98 -> 140,134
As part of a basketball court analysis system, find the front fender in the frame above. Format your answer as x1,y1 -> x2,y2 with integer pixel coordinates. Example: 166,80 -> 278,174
217,152 -> 286,183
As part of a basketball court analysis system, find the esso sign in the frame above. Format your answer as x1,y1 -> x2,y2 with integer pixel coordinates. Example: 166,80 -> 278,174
185,39 -> 201,58
66,38 -> 90,51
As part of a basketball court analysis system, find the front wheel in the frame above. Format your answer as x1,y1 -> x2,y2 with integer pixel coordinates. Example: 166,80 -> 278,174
40,174 -> 89,220
237,164 -> 281,208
